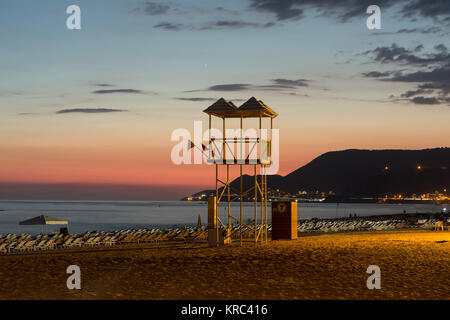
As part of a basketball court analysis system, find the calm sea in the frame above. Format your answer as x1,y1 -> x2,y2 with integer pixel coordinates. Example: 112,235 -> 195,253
0,200 -> 447,235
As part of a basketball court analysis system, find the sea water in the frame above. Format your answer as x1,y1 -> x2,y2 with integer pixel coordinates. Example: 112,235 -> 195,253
0,200 -> 447,235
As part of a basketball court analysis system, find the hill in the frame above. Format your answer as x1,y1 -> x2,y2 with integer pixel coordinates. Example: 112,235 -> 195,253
186,148 -> 450,198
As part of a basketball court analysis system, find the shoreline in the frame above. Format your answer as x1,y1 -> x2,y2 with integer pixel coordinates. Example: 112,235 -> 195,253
182,198 -> 450,204
1,212 -> 448,255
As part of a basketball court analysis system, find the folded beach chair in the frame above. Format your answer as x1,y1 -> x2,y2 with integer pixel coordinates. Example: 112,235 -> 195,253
34,240 -> 48,251
100,236 -> 112,246
149,232 -> 164,243
70,238 -> 83,247
23,240 -> 36,251
0,242 -> 8,254
91,236 -> 102,246
6,241 -> 18,253
434,221 -> 444,231
82,237 -> 94,247
12,240 -> 27,252
61,237 -> 74,248
15,240 -> 31,252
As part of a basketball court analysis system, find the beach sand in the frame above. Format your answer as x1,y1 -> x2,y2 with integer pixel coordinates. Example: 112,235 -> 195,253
0,230 -> 448,300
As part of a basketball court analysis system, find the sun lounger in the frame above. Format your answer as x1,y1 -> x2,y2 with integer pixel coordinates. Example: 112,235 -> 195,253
23,240 -> 36,251
0,242 -> 8,254
435,221 -> 444,231
70,238 -> 83,247
90,237 -> 102,246
61,238 -> 74,248
34,240 -> 48,251
5,241 -> 18,253
12,241 -> 27,252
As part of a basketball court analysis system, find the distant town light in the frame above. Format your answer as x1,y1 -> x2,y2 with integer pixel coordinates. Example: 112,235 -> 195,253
384,166 -> 389,171
417,165 -> 422,170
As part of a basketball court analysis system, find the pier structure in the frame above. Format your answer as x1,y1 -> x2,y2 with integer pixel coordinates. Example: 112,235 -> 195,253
203,97 -> 278,246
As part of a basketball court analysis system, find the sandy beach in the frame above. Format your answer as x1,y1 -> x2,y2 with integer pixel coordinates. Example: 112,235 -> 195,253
0,230 -> 448,300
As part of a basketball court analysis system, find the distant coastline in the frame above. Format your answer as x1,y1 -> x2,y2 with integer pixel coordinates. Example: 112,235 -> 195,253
181,196 -> 450,205
183,148 -> 450,204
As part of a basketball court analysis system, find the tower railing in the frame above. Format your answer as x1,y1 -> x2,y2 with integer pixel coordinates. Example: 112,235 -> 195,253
207,137 -> 272,165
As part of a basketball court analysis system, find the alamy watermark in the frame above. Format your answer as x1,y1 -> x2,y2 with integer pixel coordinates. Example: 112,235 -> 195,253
366,265 -> 381,289
66,5 -> 380,31
66,265 -> 81,290
66,5 -> 81,30
366,5 -> 381,30
170,121 -> 280,174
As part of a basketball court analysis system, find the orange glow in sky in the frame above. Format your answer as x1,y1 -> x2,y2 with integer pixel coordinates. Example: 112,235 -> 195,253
1,97 -> 449,189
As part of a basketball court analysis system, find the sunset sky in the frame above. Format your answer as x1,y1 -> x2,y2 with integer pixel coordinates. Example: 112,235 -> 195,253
0,0 -> 449,199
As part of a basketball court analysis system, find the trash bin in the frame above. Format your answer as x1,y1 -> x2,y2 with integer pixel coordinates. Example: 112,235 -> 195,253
271,201 -> 298,240
59,227 -> 69,235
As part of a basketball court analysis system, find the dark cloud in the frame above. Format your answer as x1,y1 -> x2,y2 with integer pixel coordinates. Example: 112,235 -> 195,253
400,88 -> 433,98
135,0 -> 450,29
249,0 -> 306,21
271,78 -> 310,87
401,0 -> 450,19
0,90 -> 25,97
410,96 -> 441,105
95,83 -> 114,87
92,89 -> 143,94
134,2 -> 170,15
435,44 -> 448,53
175,97 -> 246,102
362,43 -> 450,105
418,82 -> 450,95
370,26 -> 442,36
56,108 -> 127,114
381,65 -> 450,104
361,71 -> 393,78
202,20 -> 275,29
386,67 -> 450,86
254,79 -> 310,90
362,43 -> 450,66
154,20 -> 276,31
174,97 -> 217,102
398,26 -> 441,34
190,78 -> 311,92
385,67 -> 450,104
153,22 -> 184,30
414,44 -> 424,52
287,92 -> 309,97
207,84 -> 252,91
248,0 -> 450,22
215,6 -> 241,15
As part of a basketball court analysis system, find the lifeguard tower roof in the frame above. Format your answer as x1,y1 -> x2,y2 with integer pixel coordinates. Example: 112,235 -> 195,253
202,98 -> 238,118
203,97 -> 278,118
238,97 -> 278,118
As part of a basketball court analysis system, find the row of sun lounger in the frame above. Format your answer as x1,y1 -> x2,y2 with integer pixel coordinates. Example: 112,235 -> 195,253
0,223 -> 275,254
2,216 -> 443,254
297,217 -> 444,233
0,227 -> 214,254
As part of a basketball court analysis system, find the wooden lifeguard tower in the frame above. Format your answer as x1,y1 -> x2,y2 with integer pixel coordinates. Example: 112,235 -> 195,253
203,97 -> 278,246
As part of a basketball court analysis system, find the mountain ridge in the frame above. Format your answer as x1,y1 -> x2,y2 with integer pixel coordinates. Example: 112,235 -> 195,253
186,147 -> 450,198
